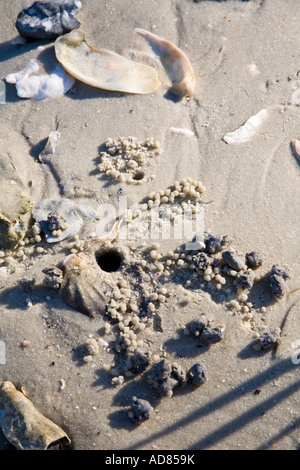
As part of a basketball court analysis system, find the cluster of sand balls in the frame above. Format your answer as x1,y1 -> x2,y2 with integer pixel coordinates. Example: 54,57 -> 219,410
98,136 -> 161,185
0,222 -> 47,264
78,269 -> 169,384
121,177 -> 207,246
139,236 -> 266,322
46,211 -> 69,239
106,277 -> 141,321
146,177 -> 206,210
65,234 -> 86,254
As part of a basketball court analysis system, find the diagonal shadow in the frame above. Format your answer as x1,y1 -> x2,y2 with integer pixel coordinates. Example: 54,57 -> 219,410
188,378 -> 300,449
256,415 -> 300,450
125,358 -> 300,450
0,37 -> 51,64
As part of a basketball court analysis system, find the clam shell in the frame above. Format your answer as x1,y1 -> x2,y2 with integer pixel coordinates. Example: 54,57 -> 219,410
0,381 -> 71,450
32,198 -> 98,243
54,29 -> 161,94
59,251 -> 115,318
134,28 -> 195,97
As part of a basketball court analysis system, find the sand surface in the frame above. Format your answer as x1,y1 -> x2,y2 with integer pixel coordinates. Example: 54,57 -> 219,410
0,0 -> 299,450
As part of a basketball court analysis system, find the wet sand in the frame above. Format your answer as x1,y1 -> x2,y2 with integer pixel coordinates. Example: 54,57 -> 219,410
0,0 -> 299,450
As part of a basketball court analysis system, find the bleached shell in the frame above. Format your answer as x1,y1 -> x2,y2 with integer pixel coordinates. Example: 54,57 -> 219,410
134,28 -> 195,97
32,198 -> 98,242
54,29 -> 161,94
5,60 -> 75,101
5,59 -> 39,84
169,127 -> 194,137
59,252 -> 114,318
223,109 -> 268,144
0,381 -> 71,450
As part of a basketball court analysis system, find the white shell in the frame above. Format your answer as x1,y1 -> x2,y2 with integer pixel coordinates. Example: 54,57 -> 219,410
33,199 -> 98,243
5,59 -> 75,100
223,109 -> 268,144
5,59 -> 39,84
169,127 -> 194,137
54,29 -> 161,94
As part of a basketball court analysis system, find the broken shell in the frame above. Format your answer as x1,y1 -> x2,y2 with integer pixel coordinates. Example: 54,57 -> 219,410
5,59 -> 39,85
6,60 -> 75,101
59,251 -> 117,318
32,199 -> 98,242
0,180 -> 33,250
223,109 -> 268,144
54,29 -> 161,94
60,219 -> 123,318
0,381 -> 71,450
134,28 -> 195,97
169,127 -> 194,137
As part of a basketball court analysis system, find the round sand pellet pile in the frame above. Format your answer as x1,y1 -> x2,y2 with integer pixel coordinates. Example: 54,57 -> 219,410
98,136 -> 160,185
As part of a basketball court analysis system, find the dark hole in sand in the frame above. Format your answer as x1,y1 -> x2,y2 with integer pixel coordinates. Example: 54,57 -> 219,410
133,171 -> 145,181
96,249 -> 123,272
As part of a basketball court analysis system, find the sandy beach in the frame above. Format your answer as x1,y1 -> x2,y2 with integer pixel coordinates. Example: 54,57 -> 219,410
0,0 -> 299,450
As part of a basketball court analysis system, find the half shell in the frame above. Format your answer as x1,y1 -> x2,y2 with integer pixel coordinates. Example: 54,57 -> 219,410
59,219 -> 123,318
32,198 -> 98,243
59,251 -> 115,318
134,28 -> 195,97
0,381 -> 71,450
54,29 -> 161,94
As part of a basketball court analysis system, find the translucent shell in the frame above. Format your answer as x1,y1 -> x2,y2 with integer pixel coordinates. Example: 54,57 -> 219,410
134,28 -> 196,97
54,29 -> 161,94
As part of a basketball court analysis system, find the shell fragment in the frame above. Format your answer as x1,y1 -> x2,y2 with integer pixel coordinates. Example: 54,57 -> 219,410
223,109 -> 268,144
0,381 -> 71,450
5,59 -> 75,101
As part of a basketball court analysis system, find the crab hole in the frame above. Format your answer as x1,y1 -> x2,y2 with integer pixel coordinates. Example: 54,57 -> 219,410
96,249 -> 123,272
133,170 -> 145,181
